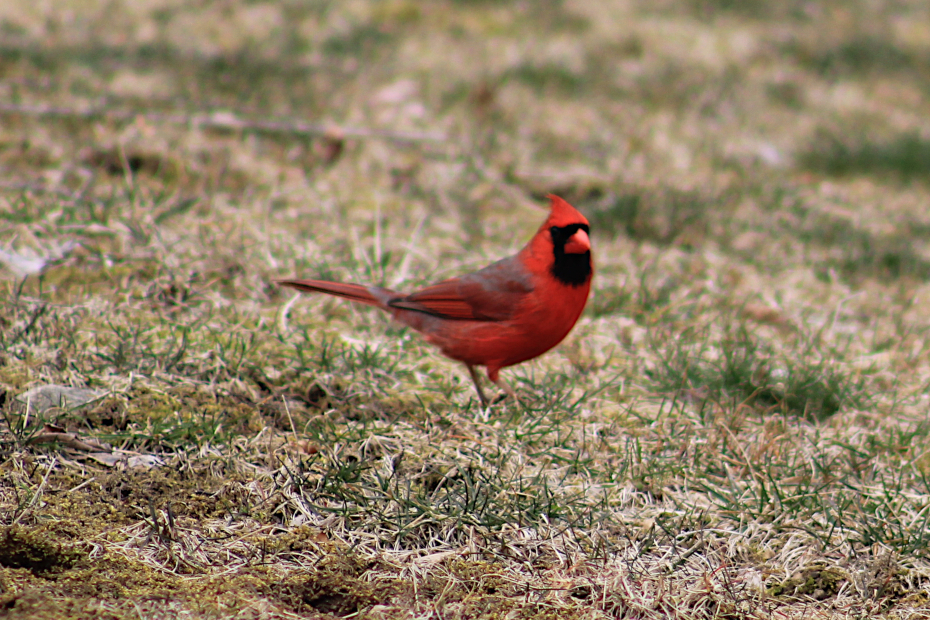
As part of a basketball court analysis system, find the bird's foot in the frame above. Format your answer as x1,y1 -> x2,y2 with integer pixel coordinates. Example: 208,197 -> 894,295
492,377 -> 518,403
491,392 -> 509,405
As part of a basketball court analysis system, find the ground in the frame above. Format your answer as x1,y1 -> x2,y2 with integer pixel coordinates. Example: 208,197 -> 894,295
2,1 -> 930,618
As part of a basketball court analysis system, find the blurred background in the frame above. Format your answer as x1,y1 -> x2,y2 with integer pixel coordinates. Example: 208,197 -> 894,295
2,1 -> 930,286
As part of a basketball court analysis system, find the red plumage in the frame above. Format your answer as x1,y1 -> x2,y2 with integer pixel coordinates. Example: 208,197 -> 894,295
278,194 -> 593,405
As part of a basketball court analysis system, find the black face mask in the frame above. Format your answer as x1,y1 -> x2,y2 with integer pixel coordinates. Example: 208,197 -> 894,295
550,224 -> 592,287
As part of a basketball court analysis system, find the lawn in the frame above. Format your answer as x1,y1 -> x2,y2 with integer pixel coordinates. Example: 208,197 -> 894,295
2,1 -> 930,618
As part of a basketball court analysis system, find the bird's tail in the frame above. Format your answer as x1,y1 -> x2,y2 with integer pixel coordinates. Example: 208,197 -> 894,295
277,279 -> 396,308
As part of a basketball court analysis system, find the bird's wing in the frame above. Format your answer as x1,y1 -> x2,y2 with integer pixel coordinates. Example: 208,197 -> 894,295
388,256 -> 534,321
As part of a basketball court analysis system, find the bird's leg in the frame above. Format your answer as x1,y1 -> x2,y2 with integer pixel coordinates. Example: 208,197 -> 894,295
466,364 -> 489,407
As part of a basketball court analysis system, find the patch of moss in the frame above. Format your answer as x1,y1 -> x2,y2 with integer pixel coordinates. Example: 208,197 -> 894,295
0,589 -> 126,620
265,567 -> 389,616
767,563 -> 845,600
0,525 -> 82,575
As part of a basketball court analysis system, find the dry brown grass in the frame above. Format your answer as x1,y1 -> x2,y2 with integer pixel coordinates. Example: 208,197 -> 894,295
3,0 -> 930,618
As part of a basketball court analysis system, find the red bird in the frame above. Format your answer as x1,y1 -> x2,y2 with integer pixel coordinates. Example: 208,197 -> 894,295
278,195 -> 593,406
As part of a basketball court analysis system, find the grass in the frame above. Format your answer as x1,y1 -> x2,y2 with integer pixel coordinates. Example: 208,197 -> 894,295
793,36 -> 921,78
2,0 -> 930,618
801,131 -> 930,181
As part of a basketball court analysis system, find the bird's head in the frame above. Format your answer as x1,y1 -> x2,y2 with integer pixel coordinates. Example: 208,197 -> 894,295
542,194 -> 592,287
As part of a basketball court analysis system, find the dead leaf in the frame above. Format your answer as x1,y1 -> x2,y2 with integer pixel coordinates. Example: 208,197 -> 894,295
0,241 -> 78,277
126,455 -> 165,469
86,451 -> 164,469
27,425 -> 111,452
86,452 -> 124,467
15,385 -> 107,414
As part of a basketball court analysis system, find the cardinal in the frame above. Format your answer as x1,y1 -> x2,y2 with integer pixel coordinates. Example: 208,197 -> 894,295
278,195 -> 593,406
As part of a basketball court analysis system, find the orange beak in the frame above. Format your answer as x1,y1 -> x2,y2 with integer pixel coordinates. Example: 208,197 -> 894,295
563,229 -> 590,254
